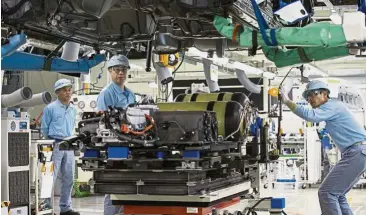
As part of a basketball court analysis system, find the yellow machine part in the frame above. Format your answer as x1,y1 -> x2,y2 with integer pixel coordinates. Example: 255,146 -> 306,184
157,53 -> 179,68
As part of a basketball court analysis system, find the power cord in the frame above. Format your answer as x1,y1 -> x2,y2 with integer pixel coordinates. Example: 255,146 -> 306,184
245,77 -> 263,99
157,84 -> 167,102
269,66 -> 299,114
92,61 -> 106,87
165,51 -> 185,101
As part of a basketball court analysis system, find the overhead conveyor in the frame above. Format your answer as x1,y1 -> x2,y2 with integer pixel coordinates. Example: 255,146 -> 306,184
213,1 -> 366,67
1,33 -> 27,58
1,33 -> 105,74
1,51 -> 105,74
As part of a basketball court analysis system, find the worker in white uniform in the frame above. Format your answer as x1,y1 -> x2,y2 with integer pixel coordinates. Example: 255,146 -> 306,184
41,79 -> 79,215
280,80 -> 366,215
96,54 -> 136,215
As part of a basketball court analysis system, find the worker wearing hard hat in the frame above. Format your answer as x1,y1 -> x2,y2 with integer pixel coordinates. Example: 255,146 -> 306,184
96,54 -> 136,215
280,80 -> 366,215
41,79 -> 79,215
97,54 -> 136,111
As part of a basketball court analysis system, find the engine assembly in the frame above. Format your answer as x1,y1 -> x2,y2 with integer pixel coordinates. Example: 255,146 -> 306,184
61,92 -> 279,205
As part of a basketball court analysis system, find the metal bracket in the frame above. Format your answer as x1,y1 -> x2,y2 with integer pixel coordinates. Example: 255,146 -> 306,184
42,39 -> 66,71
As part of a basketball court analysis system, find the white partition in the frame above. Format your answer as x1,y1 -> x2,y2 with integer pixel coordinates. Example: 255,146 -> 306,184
306,126 -> 322,184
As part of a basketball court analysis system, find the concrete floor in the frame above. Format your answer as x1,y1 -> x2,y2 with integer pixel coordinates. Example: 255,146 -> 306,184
53,186 -> 366,215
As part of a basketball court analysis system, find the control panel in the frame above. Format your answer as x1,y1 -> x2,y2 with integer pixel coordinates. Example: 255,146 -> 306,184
8,120 -> 29,132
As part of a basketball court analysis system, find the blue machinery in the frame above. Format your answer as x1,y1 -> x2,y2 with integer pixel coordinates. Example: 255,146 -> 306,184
1,33 -> 27,58
1,33 -> 105,73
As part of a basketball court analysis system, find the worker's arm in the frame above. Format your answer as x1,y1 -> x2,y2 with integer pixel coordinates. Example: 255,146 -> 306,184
283,99 -> 297,111
40,106 -> 51,138
292,103 -> 338,123
280,86 -> 338,123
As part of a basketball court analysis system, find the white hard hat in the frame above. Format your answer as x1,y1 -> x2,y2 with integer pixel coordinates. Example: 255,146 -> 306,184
302,80 -> 330,99
54,79 -> 72,92
106,54 -> 130,69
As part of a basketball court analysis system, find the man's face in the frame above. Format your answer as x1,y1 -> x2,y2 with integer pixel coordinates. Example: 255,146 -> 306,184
306,90 -> 328,108
109,65 -> 129,85
56,86 -> 72,102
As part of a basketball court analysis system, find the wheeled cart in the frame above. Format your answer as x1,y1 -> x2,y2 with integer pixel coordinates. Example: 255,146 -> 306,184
30,139 -> 55,215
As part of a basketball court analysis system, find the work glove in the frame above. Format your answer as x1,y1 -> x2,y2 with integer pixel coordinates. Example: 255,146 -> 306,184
279,85 -> 290,102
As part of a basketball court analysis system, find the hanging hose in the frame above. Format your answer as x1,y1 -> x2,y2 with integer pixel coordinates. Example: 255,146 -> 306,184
235,68 -> 262,94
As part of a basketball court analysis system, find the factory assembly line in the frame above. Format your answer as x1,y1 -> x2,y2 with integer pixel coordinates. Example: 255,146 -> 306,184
58,92 -> 285,215
1,0 -> 366,215
1,88 -> 287,215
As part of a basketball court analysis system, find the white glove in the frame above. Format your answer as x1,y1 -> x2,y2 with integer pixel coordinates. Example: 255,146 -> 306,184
279,85 -> 290,102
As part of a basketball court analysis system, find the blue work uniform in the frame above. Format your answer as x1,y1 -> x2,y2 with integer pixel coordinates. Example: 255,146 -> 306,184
97,82 -> 136,215
97,82 -> 136,111
41,99 -> 77,213
293,99 -> 366,215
